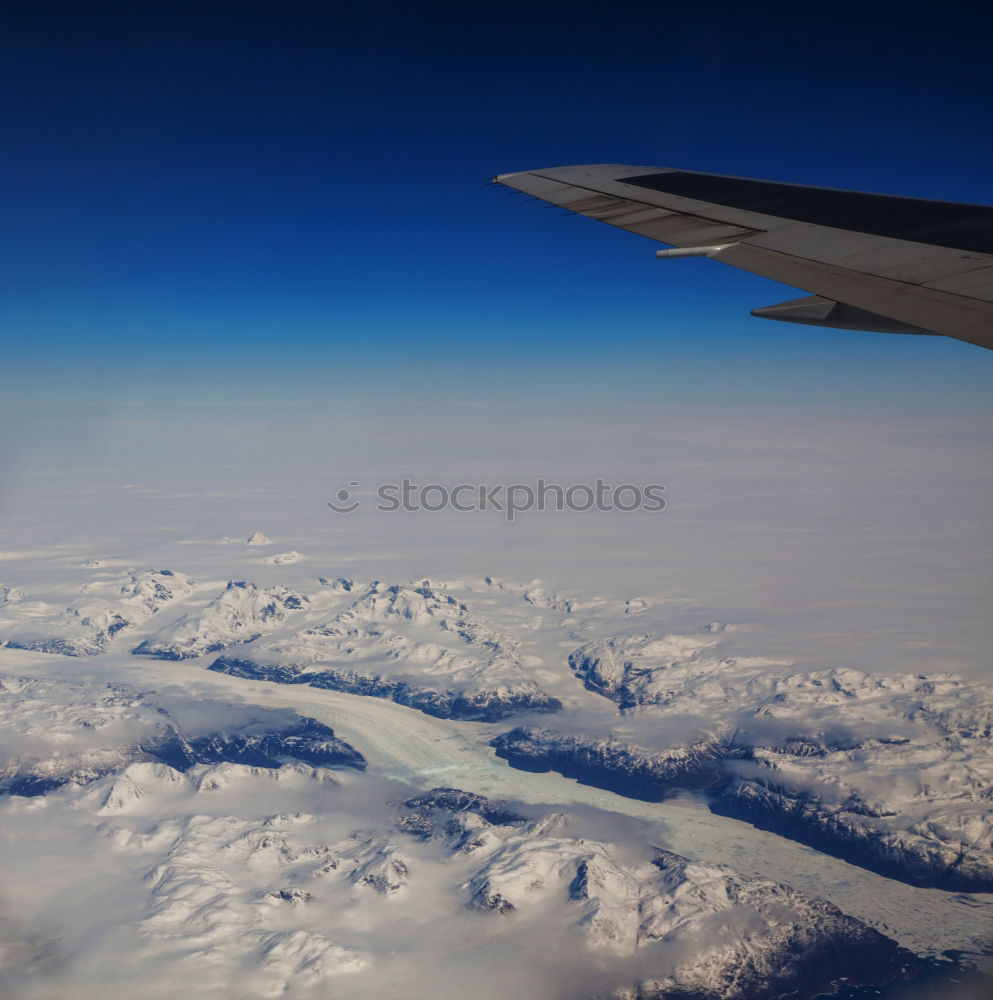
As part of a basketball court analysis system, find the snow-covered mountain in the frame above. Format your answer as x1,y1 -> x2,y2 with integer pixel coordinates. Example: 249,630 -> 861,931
3,569 -> 195,656
569,632 -> 787,711
498,639 -> 993,891
2,762 -> 917,1000
207,580 -> 562,720
0,675 -> 364,795
133,580 -> 309,659
492,728 -> 734,800
2,570 -> 566,720
1,558 -> 990,996
400,788 -> 916,998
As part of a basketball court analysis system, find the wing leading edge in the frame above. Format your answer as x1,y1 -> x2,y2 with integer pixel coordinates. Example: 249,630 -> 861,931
492,164 -> 993,350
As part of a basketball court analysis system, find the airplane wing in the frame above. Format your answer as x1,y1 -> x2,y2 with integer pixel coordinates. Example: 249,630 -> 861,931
492,164 -> 993,350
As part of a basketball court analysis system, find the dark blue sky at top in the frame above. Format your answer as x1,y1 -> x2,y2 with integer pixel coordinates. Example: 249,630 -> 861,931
2,0 -> 992,406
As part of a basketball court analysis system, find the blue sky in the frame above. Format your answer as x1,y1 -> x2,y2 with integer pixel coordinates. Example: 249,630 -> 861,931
0,2 -> 991,681
2,0 -> 992,406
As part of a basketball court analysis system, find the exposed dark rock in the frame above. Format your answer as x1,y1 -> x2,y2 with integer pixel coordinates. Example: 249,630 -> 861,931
264,888 -> 312,904
143,716 -> 366,773
491,729 -> 993,892
401,787 -> 526,826
491,727 -> 733,801
2,716 -> 364,797
711,778 -> 993,893
634,915 -> 916,1000
209,657 -> 562,721
3,775 -> 71,796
